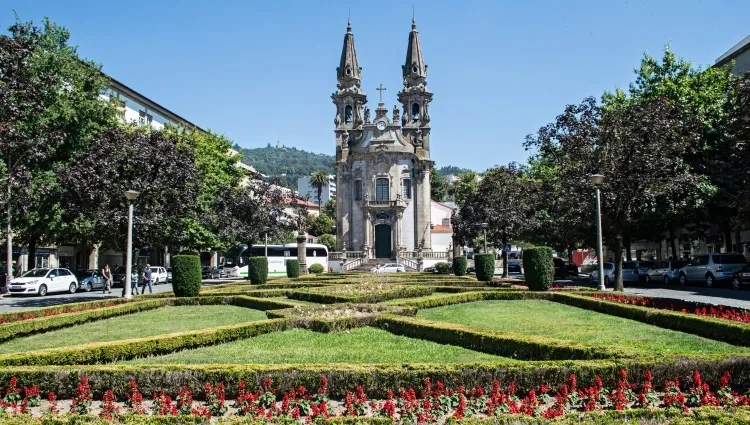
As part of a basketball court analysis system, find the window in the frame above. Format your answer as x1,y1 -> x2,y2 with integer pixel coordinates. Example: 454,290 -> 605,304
345,105 -> 353,124
354,180 -> 362,201
138,110 -> 153,126
699,255 -> 709,265
402,179 -> 411,199
411,103 -> 420,122
376,178 -> 389,201
35,255 -> 49,269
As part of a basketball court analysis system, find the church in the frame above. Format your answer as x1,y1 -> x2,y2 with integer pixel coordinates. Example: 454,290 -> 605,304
333,18 -> 437,260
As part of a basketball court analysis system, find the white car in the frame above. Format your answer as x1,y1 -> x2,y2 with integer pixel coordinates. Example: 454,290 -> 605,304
589,262 -> 616,287
148,266 -> 168,284
371,263 -> 406,273
8,268 -> 79,296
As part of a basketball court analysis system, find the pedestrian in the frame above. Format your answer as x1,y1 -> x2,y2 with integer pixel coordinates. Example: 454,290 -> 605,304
101,264 -> 113,294
121,267 -> 139,297
141,264 -> 153,294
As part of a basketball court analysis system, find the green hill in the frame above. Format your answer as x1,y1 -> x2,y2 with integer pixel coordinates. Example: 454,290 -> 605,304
238,145 -> 472,190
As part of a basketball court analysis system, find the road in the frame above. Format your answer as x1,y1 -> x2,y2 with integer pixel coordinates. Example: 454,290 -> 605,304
0,278 -> 232,314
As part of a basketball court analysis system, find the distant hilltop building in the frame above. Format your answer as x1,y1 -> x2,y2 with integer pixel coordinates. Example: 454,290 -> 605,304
276,140 -> 284,148
333,18 -> 436,259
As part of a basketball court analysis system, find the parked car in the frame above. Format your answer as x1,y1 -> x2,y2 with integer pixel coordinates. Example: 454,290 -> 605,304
645,260 -> 685,284
149,266 -> 168,284
202,266 -> 220,279
370,263 -> 406,273
8,268 -> 78,296
166,267 -> 172,283
678,253 -> 748,287
564,261 -> 579,277
635,261 -> 654,281
217,265 -> 227,278
116,266 -> 143,288
731,264 -> 750,290
621,261 -> 642,283
0,265 -> 16,291
74,269 -> 105,292
423,266 -> 437,273
590,262 -> 616,287
466,266 -> 476,275
553,258 -> 568,279
507,261 -> 522,273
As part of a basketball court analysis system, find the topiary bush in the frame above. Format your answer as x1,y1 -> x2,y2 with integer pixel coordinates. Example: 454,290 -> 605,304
286,259 -> 300,278
309,263 -> 325,274
171,255 -> 202,297
434,262 -> 451,274
248,257 -> 268,285
474,254 -> 495,282
453,256 -> 468,276
523,246 -> 554,291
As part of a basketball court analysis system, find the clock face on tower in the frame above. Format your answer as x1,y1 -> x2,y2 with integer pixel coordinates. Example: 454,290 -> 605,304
376,121 -> 387,131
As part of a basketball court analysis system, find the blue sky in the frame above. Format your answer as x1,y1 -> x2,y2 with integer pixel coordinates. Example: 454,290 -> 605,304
2,1 -> 748,171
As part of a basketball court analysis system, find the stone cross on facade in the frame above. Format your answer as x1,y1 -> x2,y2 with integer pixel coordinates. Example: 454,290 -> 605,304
376,84 -> 387,103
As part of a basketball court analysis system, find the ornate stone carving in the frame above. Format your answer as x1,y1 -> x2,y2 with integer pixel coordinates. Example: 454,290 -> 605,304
364,107 -> 370,123
412,128 -> 424,146
341,130 -> 350,147
422,102 -> 430,124
393,105 -> 400,123
401,108 -> 407,126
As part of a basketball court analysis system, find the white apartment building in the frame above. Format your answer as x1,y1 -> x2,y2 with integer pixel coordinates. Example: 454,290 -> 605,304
298,175 -> 336,205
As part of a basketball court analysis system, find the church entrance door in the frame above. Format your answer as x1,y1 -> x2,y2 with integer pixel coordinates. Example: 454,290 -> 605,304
375,224 -> 392,259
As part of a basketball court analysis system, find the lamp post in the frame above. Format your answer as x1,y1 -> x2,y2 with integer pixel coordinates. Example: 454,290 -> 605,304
123,190 -> 139,299
263,227 -> 270,257
589,174 -> 606,290
481,223 -> 488,253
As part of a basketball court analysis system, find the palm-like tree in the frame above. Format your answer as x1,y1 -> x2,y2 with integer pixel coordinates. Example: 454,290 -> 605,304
310,170 -> 329,211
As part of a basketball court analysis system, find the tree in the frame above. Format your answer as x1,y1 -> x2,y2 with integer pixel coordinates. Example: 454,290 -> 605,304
309,170 -> 329,210
318,234 -> 336,252
525,96 -> 700,291
450,171 -> 479,209
61,128 -> 200,254
727,73 -> 750,229
308,213 -> 334,237
322,198 -> 336,220
430,169 -> 449,202
461,164 -> 537,277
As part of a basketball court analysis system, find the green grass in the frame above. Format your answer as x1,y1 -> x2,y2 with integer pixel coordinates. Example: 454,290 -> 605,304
122,327 -> 510,365
0,305 -> 267,354
417,300 -> 750,355
268,297 -> 319,306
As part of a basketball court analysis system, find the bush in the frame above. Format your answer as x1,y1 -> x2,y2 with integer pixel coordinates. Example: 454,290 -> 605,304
248,257 -> 268,285
434,262 -> 451,274
285,259 -> 300,278
171,255 -> 202,297
522,246 -> 554,291
452,256 -> 468,276
309,263 -> 325,274
474,254 -> 495,281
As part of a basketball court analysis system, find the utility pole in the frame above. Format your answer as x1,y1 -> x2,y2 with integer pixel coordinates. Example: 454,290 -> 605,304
6,153 -> 12,283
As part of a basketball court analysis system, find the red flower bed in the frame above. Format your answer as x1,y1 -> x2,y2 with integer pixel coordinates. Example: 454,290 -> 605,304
1,371 -> 749,421
591,293 -> 750,324
0,302 -> 120,325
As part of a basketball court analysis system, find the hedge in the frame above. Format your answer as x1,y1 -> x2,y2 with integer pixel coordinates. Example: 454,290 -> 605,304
285,259 -> 300,278
523,246 -> 554,291
434,262 -> 451,274
474,254 -> 495,282
0,298 -> 133,323
288,285 -> 433,304
172,255 -> 202,297
452,256 -> 468,276
0,318 -> 289,366
309,263 -> 325,274
248,257 -> 268,285
551,292 -> 750,347
375,314 -> 635,361
0,299 -> 170,343
448,408 -> 750,425
391,290 -> 552,309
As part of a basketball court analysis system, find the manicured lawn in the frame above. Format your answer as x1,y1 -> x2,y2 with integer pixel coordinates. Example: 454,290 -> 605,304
269,297 -> 319,306
123,327 -> 510,364
0,305 -> 267,354
417,300 -> 750,355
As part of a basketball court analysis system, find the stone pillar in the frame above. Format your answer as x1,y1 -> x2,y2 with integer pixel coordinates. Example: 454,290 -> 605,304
297,231 -> 308,275
364,211 -> 371,257
414,166 -> 432,250
88,244 -> 99,270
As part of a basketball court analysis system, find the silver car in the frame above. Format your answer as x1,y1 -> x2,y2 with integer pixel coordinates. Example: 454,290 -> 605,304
645,260 -> 685,284
678,253 -> 748,287
621,261 -> 641,283
590,262 -> 616,287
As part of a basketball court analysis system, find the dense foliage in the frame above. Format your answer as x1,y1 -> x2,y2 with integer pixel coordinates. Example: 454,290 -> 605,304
171,255 -> 201,297
453,256 -> 468,276
473,254 -> 495,282
285,259 -> 300,278
522,246 -> 554,291
248,257 -> 268,285
434,262 -> 451,274
309,263 -> 325,274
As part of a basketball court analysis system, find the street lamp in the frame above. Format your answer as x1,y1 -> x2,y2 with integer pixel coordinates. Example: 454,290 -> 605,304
263,226 -> 270,257
589,174 -> 606,290
123,190 -> 139,299
481,223 -> 489,253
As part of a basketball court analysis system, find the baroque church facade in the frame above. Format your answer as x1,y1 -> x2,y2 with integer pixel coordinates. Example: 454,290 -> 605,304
333,18 -> 434,259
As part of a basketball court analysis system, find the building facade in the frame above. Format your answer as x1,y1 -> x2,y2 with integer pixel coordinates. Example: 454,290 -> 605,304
334,19 -> 434,259
298,175 -> 337,205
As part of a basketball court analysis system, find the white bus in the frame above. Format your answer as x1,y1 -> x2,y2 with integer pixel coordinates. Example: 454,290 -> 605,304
222,243 -> 329,278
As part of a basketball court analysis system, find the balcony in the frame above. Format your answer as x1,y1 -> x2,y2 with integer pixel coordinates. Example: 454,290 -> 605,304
364,196 -> 407,209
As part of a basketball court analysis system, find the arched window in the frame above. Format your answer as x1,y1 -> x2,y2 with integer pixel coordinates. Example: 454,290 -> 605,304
375,178 -> 389,201
345,105 -> 353,124
411,103 -> 420,122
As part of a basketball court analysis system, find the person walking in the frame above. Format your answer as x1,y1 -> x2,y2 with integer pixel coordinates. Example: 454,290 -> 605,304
141,264 -> 153,294
122,266 -> 139,297
101,264 -> 113,294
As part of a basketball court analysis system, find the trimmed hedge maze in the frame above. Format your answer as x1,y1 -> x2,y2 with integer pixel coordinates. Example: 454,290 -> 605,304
2,272 -> 750,423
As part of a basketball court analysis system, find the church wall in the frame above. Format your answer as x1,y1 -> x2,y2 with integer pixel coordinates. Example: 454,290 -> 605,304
350,160 -> 366,251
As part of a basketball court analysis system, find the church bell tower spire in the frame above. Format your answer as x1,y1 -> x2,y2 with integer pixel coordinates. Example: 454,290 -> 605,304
398,17 -> 432,157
